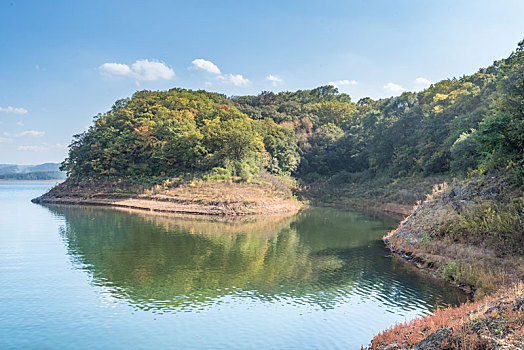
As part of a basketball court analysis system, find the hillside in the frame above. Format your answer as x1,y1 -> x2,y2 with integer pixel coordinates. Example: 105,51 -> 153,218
0,163 -> 65,180
39,40 -> 523,219
370,173 -> 524,348
232,55 -> 517,182
54,40 -> 521,188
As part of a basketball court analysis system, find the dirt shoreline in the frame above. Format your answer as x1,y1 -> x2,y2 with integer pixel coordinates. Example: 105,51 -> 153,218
32,178 -> 302,216
32,195 -> 301,216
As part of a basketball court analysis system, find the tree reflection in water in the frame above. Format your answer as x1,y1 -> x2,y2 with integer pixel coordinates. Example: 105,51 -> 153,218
46,205 -> 468,313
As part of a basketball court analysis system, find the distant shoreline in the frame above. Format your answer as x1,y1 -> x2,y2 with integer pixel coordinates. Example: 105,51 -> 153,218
0,179 -> 65,183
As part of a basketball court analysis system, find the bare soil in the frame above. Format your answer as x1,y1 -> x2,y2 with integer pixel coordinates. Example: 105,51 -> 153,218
32,177 -> 301,216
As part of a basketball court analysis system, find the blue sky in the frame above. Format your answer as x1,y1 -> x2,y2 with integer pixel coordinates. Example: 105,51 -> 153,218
1,0 -> 524,164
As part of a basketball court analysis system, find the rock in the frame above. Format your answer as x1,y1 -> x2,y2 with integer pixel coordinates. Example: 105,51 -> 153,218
413,328 -> 453,350
512,296 -> 524,311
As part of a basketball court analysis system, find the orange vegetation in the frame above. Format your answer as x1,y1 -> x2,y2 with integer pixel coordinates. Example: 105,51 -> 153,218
370,282 -> 524,349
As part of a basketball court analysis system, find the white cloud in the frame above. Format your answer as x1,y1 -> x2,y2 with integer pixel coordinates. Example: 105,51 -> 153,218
266,74 -> 284,87
131,59 -> 175,81
17,145 -> 49,152
414,77 -> 432,91
18,145 -> 48,152
17,121 -> 24,126
0,137 -> 12,143
3,130 -> 45,138
0,106 -> 28,114
329,79 -> 358,89
189,59 -> 250,88
17,143 -> 64,152
383,82 -> 405,95
99,62 -> 132,76
219,74 -> 250,86
191,59 -> 221,74
18,130 -> 45,137
99,59 -> 175,81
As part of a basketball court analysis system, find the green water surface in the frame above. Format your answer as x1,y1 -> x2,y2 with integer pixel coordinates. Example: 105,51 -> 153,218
0,182 -> 467,349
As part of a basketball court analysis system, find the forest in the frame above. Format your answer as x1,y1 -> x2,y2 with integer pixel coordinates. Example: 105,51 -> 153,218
61,40 -> 524,188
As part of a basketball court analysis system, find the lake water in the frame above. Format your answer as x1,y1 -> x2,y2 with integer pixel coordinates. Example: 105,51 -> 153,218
0,182 -> 467,349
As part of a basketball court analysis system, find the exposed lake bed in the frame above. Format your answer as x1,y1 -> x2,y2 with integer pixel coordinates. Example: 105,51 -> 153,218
0,182 -> 468,349
32,176 -> 301,216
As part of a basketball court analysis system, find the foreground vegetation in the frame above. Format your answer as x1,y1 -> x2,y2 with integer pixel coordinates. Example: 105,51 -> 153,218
371,172 -> 523,348
363,40 -> 523,349
371,282 -> 524,349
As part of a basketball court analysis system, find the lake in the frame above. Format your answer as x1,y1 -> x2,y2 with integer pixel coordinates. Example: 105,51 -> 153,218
0,182 -> 467,349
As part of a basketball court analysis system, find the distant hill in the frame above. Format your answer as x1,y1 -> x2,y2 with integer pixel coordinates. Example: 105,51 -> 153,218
0,163 -> 66,180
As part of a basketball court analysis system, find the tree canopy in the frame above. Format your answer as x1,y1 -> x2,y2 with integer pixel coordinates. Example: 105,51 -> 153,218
62,40 -> 524,183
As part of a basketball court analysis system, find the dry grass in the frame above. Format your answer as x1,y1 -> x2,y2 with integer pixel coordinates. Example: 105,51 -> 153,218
35,174 -> 302,216
374,175 -> 524,349
384,177 -> 524,297
370,282 -> 524,349
307,175 -> 451,217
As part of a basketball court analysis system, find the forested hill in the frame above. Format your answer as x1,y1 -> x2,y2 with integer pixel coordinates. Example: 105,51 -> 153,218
61,40 -> 524,184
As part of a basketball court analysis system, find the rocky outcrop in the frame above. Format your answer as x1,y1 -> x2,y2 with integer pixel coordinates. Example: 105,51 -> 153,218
413,328 -> 453,350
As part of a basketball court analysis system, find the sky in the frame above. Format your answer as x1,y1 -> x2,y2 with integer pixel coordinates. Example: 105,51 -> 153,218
1,0 -> 524,164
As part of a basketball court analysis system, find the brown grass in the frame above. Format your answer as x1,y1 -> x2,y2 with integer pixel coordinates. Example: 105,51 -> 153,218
34,175 -> 302,216
370,282 -> 524,349
307,175 -> 451,217
374,175 -> 524,349
383,178 -> 524,297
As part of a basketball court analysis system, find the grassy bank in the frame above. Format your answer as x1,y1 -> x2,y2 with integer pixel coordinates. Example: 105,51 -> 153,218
305,174 -> 451,217
368,172 -> 524,348
371,283 -> 524,349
